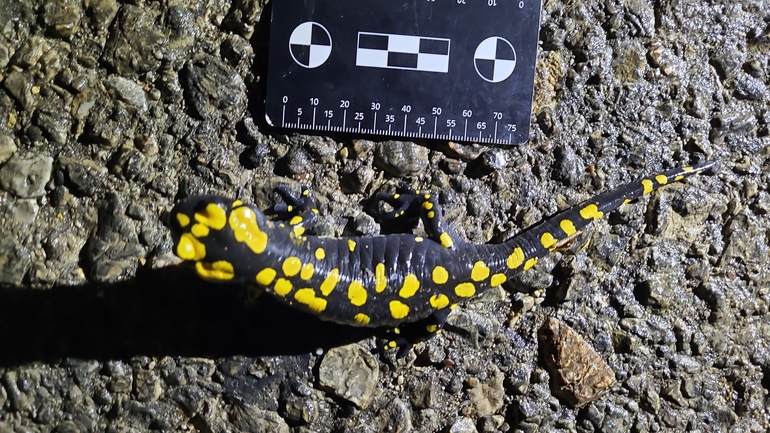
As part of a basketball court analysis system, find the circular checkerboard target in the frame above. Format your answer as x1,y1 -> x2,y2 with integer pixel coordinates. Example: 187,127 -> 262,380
289,22 -> 332,68
473,37 -> 516,83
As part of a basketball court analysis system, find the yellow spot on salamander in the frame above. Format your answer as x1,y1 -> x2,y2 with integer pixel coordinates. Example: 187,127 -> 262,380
655,174 -> 668,185
579,204 -> 604,221
320,269 -> 341,296
422,202 -> 434,210
641,179 -> 654,195
229,206 -> 269,254
415,236 -> 423,242
470,261 -> 490,281
195,261 -> 234,281
190,223 -> 209,238
387,340 -> 397,349
232,200 -> 243,207
426,324 -> 438,333
398,274 -> 420,298
194,203 -> 228,230
290,215 -> 303,225
256,268 -> 277,285
315,247 -> 325,260
375,263 -> 387,293
282,256 -> 302,277
440,232 -> 453,248
293,226 -> 305,237
176,233 -> 206,261
454,282 -> 476,298
294,288 -> 327,312
675,166 -> 692,181
523,257 -> 538,270
560,219 -> 577,236
348,239 -> 356,251
274,278 -> 292,296
175,213 -> 190,228
507,247 -> 524,269
432,266 -> 448,284
389,300 -> 410,319
427,211 -> 435,219
348,281 -> 368,306
354,313 -> 371,325
300,263 -> 314,280
540,232 -> 557,250
429,293 -> 450,309
423,194 -> 430,199
490,273 -> 507,286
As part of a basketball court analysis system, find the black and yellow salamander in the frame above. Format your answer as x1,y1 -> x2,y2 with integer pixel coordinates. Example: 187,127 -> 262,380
170,161 -> 714,355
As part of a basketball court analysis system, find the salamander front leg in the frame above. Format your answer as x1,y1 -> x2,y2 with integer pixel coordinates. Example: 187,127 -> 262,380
381,308 -> 452,358
272,185 -> 319,236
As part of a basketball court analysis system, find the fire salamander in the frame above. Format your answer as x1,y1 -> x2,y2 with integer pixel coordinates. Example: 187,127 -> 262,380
170,161 -> 714,355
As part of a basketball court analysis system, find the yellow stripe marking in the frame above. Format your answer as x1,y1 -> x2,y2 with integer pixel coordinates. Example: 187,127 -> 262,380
320,269 -> 340,296
432,266 -> 449,284
490,273 -> 507,286
579,204 -> 604,221
176,233 -> 206,261
274,278 -> 292,296
256,268 -> 277,286
175,213 -> 190,228
375,263 -> 387,293
348,239 -> 356,251
560,219 -> 577,236
429,293 -> 450,309
389,300 -> 410,319
300,263 -> 314,280
440,232 -> 453,248
523,257 -> 538,270
282,256 -> 302,277
398,274 -> 420,298
641,179 -> 654,195
194,203 -> 228,230
455,282 -> 476,298
294,288 -> 327,312
507,247 -> 525,269
470,261 -> 490,281
195,260 -> 234,281
348,280 -> 368,306
354,313 -> 370,325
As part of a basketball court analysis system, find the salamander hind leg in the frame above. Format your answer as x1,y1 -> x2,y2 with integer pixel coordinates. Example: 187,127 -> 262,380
375,188 -> 461,249
380,309 -> 452,358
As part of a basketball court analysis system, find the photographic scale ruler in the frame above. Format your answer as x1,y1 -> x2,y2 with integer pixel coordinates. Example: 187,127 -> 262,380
265,0 -> 542,145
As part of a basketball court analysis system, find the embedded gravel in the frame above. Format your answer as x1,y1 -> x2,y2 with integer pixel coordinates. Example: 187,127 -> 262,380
0,0 -> 769,432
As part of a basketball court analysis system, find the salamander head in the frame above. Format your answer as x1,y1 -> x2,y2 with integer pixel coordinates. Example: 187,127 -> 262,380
169,195 -> 275,282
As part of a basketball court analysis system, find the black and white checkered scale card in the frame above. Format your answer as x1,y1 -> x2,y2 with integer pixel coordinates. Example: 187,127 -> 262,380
265,0 -> 541,145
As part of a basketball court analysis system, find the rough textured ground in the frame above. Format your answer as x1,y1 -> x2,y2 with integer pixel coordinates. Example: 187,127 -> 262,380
0,0 -> 768,432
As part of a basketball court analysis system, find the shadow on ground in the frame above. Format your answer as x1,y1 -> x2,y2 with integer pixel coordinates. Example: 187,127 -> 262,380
0,265 -> 375,367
